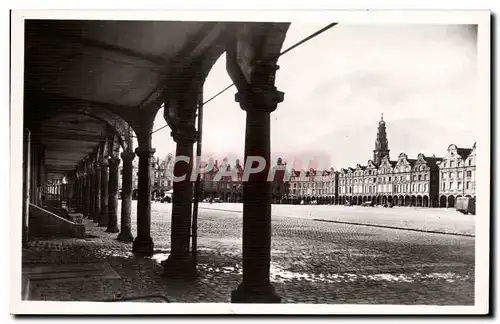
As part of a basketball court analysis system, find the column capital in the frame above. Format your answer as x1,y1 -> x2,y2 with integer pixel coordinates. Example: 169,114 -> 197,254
121,151 -> 136,162
170,127 -> 199,144
108,157 -> 121,167
100,159 -> 109,168
135,147 -> 156,158
235,74 -> 284,114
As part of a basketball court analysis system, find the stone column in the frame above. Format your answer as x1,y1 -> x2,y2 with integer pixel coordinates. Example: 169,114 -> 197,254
78,176 -> 83,212
62,184 -> 66,207
93,165 -> 102,224
22,129 -> 31,245
230,74 -> 284,304
162,129 -> 197,278
89,171 -> 95,216
86,174 -> 92,217
83,177 -> 88,213
99,160 -> 109,227
55,181 -> 59,204
118,151 -> 135,242
106,157 -> 120,233
132,147 -> 155,256
67,183 -> 73,210
74,177 -> 79,210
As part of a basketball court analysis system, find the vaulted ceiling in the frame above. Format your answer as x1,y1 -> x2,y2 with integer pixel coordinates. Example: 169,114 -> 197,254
23,19 -> 232,180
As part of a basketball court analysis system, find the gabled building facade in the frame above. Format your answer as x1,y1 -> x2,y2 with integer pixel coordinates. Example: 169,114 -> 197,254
437,143 -> 476,207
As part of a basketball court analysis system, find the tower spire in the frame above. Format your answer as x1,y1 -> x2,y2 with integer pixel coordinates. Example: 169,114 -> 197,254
373,114 -> 390,165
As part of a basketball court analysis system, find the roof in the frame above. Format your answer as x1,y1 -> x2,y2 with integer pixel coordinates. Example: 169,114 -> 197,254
457,148 -> 473,159
407,159 -> 417,167
423,156 -> 444,168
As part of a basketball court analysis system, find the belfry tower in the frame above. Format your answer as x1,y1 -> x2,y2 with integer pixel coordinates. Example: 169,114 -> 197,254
373,113 -> 390,165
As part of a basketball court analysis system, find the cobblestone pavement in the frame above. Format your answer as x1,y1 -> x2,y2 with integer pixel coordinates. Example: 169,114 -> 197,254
23,202 -> 475,305
199,203 -> 475,236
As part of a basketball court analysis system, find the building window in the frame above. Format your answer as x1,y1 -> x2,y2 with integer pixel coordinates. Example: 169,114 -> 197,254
466,181 -> 471,189
468,159 -> 472,166
424,184 -> 427,192
389,176 -> 391,181
449,182 -> 453,190
418,184 -> 421,192
457,182 -> 462,190
418,175 -> 422,181
467,171 -> 472,177
449,172 -> 453,178
458,172 -> 462,179
412,184 -> 415,191
413,175 -> 417,181
442,182 -> 446,190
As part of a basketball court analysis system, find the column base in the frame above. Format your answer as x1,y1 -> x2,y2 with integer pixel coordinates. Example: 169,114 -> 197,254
161,254 -> 196,280
98,215 -> 108,227
231,282 -> 281,303
117,231 -> 134,242
106,226 -> 120,233
132,237 -> 154,256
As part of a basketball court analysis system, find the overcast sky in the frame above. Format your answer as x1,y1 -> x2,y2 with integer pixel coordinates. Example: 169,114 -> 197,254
148,23 -> 478,170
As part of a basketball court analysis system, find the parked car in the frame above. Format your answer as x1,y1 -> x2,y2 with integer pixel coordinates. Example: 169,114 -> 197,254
456,196 -> 475,215
362,201 -> 375,207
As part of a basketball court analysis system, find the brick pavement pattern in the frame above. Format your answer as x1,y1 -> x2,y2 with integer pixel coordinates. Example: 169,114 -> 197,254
23,202 -> 475,305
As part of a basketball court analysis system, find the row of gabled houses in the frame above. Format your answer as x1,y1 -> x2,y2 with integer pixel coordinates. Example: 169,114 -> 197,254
198,157 -> 288,203
116,115 -> 477,208
287,142 -> 476,208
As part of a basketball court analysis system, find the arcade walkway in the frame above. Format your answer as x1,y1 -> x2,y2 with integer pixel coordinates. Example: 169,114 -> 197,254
22,19 -> 295,303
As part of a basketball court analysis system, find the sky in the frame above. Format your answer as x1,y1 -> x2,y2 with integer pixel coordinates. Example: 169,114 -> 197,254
147,23 -> 478,170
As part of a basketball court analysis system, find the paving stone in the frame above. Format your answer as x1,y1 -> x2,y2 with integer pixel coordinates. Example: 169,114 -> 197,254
22,203 -> 475,305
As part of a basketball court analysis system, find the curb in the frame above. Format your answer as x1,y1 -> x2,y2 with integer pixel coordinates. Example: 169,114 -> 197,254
199,207 -> 475,238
